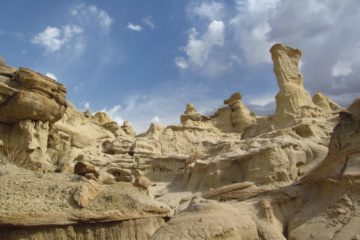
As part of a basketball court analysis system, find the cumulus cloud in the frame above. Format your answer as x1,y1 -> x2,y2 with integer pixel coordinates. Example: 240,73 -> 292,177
176,20 -> 225,74
331,61 -> 353,77
31,25 -> 83,53
45,72 -> 57,80
127,23 -> 142,32
263,0 -> 360,100
71,3 -> 113,28
179,0 -> 360,105
187,0 -> 224,20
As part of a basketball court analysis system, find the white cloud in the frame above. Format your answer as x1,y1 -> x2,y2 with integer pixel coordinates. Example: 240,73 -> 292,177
127,23 -> 142,32
247,92 -> 276,107
188,1 -> 224,20
175,57 -> 189,69
71,3 -> 113,29
143,16 -> 155,29
331,61 -> 352,77
45,72 -> 57,80
176,20 -> 225,73
31,25 -> 83,53
229,0 -> 278,64
179,0 -> 360,105
151,116 -> 161,123
80,102 -> 91,111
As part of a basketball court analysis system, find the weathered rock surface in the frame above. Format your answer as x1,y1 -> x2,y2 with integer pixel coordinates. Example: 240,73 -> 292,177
0,67 -> 67,123
224,92 -> 256,132
0,43 -> 359,239
271,44 -> 317,126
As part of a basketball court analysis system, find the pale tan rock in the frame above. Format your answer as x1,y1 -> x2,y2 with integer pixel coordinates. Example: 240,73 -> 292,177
180,103 -> 209,124
0,163 -> 171,226
202,182 -> 254,199
312,92 -> 343,114
8,120 -> 49,153
271,44 -> 317,126
152,199 -> 260,240
1,44 -> 358,240
285,99 -> 360,240
54,104 -> 114,148
3,120 -> 50,169
0,218 -> 166,240
135,175 -> 152,190
103,121 -> 128,137
73,179 -> 103,207
122,120 -> 136,136
224,92 -> 256,133
93,112 -> 111,125
0,68 -> 67,123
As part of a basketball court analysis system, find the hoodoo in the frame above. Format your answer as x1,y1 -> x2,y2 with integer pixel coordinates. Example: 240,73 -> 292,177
0,44 -> 359,239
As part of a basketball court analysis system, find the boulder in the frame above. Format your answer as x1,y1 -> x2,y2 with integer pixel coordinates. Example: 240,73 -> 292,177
74,159 -> 99,178
0,68 -> 67,124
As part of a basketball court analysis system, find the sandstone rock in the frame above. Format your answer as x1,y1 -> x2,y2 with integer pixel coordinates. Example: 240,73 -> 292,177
271,44 -> 317,126
0,218 -> 166,240
122,120 -> 136,136
202,182 -> 254,199
135,174 -> 152,191
102,137 -> 134,155
1,44 -> 358,240
74,159 -> 99,178
3,120 -> 50,169
0,68 -> 67,123
8,120 -> 49,153
0,163 -> 171,238
73,179 -> 103,207
312,92 -> 343,115
180,103 -> 209,124
93,111 -> 112,125
152,199 -> 260,240
282,99 -> 360,240
224,92 -> 256,133
103,121 -> 127,137
0,63 -> 16,83
54,104 -> 114,148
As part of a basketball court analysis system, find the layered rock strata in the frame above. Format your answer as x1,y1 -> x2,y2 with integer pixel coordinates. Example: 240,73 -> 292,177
0,44 -> 358,239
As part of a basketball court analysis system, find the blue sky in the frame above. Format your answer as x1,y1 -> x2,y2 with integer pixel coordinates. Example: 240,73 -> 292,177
1,0 -> 359,132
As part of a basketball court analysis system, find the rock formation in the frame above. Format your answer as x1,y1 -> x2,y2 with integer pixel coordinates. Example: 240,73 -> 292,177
0,44 -> 359,239
224,92 -> 256,132
271,44 -> 317,126
180,103 -> 209,124
0,67 -> 67,123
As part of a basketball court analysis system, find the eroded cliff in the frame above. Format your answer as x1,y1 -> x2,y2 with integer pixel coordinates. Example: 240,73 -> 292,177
0,44 -> 358,240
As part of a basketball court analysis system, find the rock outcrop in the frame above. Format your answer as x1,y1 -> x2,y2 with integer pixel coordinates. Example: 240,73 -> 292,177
1,43 -> 359,239
180,103 -> 209,124
224,92 -> 256,132
271,44 -> 316,126
0,67 -> 67,123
